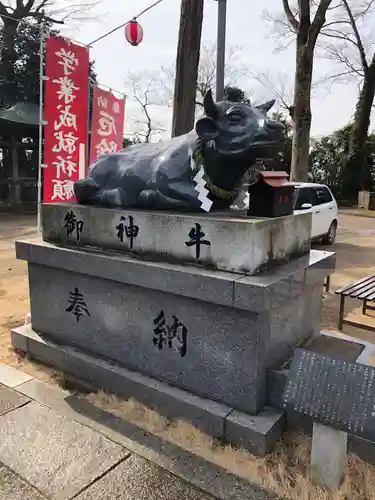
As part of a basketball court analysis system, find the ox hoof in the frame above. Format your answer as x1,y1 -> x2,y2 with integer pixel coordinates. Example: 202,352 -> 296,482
100,188 -> 127,208
139,190 -> 157,205
74,178 -> 100,203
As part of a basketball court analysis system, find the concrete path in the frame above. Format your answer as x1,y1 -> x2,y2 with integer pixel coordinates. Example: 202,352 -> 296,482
339,208 -> 375,219
0,363 -> 274,500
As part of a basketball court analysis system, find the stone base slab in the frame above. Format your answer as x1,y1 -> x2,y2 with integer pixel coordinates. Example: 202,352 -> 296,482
41,203 -> 312,275
16,239 -> 336,314
11,325 -> 285,457
226,408 -> 285,457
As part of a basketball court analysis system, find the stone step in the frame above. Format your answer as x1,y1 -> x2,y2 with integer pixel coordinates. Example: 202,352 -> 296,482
11,325 -> 285,458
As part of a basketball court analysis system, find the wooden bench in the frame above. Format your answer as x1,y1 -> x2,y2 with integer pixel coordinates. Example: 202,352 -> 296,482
335,276 -> 375,332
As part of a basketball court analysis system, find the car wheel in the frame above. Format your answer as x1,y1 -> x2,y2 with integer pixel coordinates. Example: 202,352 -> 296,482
322,221 -> 337,245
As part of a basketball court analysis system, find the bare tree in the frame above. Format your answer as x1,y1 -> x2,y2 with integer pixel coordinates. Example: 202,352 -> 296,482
265,1 -> 333,180
195,43 -> 247,106
266,0 -> 375,191
282,0 -> 333,181
0,0 -> 99,88
316,0 -> 375,194
171,0 -> 204,138
251,70 -> 294,118
316,1 -> 374,81
162,43 -> 249,113
126,71 -> 167,143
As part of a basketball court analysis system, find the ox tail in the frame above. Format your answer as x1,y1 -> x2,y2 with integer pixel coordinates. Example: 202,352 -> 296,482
74,178 -> 100,204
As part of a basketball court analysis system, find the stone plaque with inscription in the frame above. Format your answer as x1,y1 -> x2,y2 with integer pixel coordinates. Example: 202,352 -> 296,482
283,349 -> 375,440
40,202 -> 312,275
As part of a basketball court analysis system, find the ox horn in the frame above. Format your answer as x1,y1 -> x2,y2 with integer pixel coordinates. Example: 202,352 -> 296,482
203,89 -> 218,121
255,99 -> 275,114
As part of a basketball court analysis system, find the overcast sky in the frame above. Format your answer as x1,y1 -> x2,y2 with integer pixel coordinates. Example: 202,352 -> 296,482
61,0 -> 374,139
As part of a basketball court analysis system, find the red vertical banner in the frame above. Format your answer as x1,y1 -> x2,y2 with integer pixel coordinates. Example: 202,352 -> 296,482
89,87 -> 126,164
43,37 -> 89,203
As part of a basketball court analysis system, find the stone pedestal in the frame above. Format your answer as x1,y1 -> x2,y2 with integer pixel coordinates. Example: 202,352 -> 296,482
13,203 -> 336,455
41,203 -> 311,275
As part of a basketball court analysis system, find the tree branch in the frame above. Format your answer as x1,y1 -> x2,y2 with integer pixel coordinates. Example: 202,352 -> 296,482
369,51 -> 375,71
282,0 -> 298,32
300,0 -> 311,32
355,0 -> 375,19
310,0 -> 333,46
24,11 -> 64,23
0,2 -> 9,16
320,29 -> 364,59
315,69 -> 361,86
322,43 -> 364,77
323,19 -> 351,29
321,28 -> 353,42
24,0 -> 36,11
251,70 -> 293,117
341,0 -> 368,73
127,70 -> 167,143
34,0 -> 48,12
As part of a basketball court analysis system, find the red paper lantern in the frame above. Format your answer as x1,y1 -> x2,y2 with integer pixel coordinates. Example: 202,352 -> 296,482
124,20 -> 144,46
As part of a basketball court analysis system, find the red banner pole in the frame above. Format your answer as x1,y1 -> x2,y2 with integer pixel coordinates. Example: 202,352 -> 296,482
37,23 -> 48,234
43,37 -> 90,203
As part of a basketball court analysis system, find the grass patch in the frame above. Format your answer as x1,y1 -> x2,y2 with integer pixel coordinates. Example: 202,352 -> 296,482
85,391 -> 375,500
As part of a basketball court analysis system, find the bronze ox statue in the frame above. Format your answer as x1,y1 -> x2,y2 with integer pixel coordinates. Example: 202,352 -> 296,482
74,89 -> 284,212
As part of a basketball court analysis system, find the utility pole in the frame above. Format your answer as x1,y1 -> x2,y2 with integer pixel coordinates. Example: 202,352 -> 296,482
215,0 -> 227,101
171,0 -> 204,137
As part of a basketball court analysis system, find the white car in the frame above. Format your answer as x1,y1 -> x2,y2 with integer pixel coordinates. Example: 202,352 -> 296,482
292,182 -> 338,245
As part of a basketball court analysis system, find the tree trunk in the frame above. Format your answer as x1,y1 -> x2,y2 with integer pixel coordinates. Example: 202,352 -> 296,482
341,59 -> 375,199
290,45 -> 314,182
171,0 -> 204,137
0,18 -> 19,104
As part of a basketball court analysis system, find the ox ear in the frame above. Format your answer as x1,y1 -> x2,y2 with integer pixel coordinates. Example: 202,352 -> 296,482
203,89 -> 218,121
195,117 -> 219,141
255,99 -> 275,114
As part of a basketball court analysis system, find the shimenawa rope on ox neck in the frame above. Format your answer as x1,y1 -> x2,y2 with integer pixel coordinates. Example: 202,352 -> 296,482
191,138 -> 243,203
